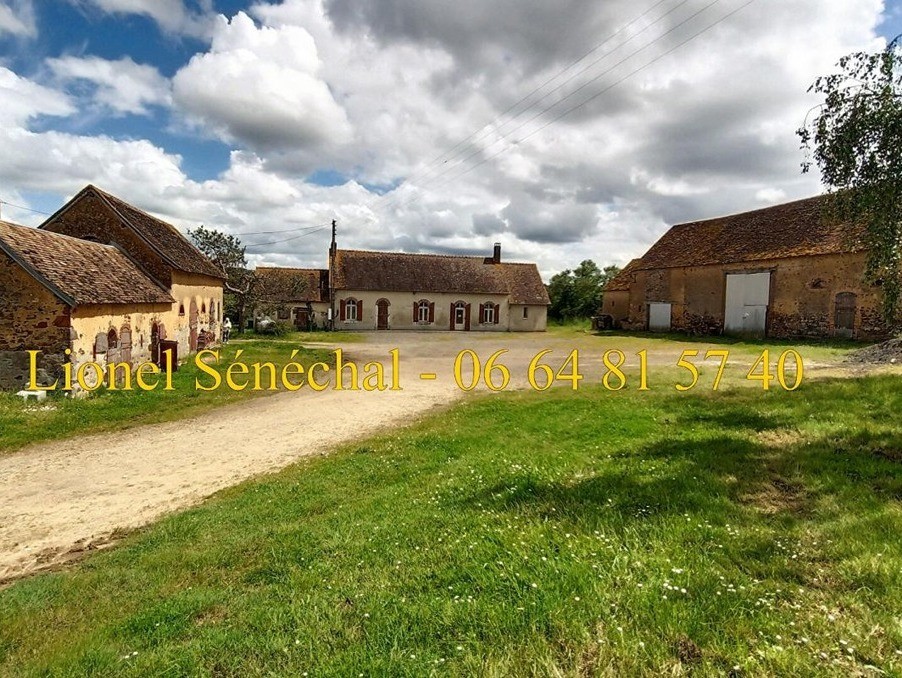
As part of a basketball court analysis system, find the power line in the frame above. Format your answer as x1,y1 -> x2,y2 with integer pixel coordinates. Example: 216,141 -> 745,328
245,225 -> 330,249
362,0 -> 682,209
0,199 -> 52,217
355,0 -> 753,223
232,222 -> 330,237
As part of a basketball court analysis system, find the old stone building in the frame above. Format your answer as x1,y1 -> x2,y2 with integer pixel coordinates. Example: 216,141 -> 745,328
330,244 -> 549,332
596,258 -> 640,329
610,195 -> 889,340
0,220 -> 174,389
253,267 -> 331,330
40,185 -> 225,358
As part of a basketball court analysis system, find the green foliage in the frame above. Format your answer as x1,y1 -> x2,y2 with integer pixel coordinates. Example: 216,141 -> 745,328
2,375 -> 901,674
256,320 -> 294,337
188,226 -> 256,330
548,260 -> 620,320
798,36 -> 902,322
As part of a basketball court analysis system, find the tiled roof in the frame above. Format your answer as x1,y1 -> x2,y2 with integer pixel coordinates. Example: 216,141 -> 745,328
255,267 -> 329,303
0,220 -> 174,306
332,249 -> 550,305
604,258 -> 642,292
636,195 -> 867,270
90,186 -> 225,279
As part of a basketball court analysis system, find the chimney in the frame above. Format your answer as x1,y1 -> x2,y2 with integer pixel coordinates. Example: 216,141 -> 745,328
493,242 -> 501,264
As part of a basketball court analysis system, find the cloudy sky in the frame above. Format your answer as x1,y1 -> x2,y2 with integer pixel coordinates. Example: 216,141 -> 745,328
0,0 -> 899,278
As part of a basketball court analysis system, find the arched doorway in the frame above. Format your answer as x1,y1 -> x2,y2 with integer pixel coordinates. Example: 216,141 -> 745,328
189,300 -> 199,351
376,298 -> 390,330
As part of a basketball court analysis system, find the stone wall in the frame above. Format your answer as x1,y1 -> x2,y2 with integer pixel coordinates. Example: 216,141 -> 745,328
42,190 -> 173,287
625,253 -> 890,340
0,253 -> 71,389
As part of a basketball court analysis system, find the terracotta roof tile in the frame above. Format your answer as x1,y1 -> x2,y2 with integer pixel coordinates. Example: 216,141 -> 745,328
91,186 -> 226,279
604,258 -> 642,292
332,249 -> 549,305
255,267 -> 328,303
0,220 -> 173,306
636,195 -> 867,270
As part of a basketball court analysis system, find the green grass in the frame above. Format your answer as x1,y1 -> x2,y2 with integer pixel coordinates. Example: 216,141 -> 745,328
1,374 -> 900,675
241,330 -> 365,344
0,339 -> 332,454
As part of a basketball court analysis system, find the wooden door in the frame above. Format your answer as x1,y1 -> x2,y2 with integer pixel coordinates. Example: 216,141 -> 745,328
189,300 -> 199,351
377,299 -> 390,330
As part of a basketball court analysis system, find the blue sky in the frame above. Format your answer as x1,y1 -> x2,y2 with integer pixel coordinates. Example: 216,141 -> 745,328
0,0 -> 897,273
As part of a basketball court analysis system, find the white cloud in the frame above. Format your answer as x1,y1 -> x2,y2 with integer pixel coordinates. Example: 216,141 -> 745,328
78,0 -> 215,37
0,67 -> 74,126
48,56 -> 171,116
0,0 -> 36,38
172,12 -> 352,158
0,0 -> 892,279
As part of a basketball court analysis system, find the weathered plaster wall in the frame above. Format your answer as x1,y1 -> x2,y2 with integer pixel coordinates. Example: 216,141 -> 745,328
0,252 -> 71,389
508,305 -> 548,332
332,291 -> 515,331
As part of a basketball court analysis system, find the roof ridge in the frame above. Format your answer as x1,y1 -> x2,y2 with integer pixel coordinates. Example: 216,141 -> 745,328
337,248 -> 535,266
672,194 -> 825,228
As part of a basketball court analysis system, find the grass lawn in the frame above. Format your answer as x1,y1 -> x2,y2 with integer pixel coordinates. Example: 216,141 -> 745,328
0,339 -> 332,454
1,372 -> 900,675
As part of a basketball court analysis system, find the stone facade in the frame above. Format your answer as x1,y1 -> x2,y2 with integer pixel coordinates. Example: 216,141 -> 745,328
624,253 -> 889,340
0,253 -> 70,389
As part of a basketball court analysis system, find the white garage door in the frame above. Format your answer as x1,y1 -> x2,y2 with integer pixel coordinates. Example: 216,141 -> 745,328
724,272 -> 770,335
648,302 -> 672,332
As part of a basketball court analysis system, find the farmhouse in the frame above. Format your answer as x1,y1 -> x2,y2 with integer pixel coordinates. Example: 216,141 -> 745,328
609,195 -> 888,340
330,243 -> 549,331
254,240 -> 549,332
0,185 -> 225,390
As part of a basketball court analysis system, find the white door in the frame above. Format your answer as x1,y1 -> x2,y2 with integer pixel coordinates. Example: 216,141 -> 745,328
724,272 -> 770,335
454,304 -> 466,330
648,302 -> 672,331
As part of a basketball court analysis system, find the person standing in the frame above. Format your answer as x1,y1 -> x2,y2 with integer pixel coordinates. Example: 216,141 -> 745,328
223,316 -> 232,344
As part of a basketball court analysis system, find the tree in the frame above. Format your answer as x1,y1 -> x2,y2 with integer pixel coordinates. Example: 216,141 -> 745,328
188,226 -> 255,331
547,260 -> 620,320
798,35 -> 902,323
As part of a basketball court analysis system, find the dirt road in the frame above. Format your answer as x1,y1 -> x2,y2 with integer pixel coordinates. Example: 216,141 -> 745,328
0,332 -> 860,581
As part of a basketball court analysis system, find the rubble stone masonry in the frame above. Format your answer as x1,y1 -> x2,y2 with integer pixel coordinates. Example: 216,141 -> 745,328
0,253 -> 71,389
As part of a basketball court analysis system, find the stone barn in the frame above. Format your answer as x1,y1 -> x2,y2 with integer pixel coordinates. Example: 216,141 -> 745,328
40,185 -> 226,357
618,195 -> 889,340
0,221 -> 174,390
598,258 -> 641,329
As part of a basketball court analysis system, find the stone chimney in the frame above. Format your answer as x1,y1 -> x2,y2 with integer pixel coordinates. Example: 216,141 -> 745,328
493,242 -> 501,264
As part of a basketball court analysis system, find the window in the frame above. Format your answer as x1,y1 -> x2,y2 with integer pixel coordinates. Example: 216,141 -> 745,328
523,307 -> 529,319
278,307 -> 290,320
179,303 -> 185,316
418,300 -> 431,323
483,302 -> 496,325
107,328 -> 118,349
201,302 -> 207,313
346,298 -> 358,321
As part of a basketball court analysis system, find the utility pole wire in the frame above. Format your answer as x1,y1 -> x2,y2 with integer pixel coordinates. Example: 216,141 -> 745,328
350,0 -> 754,227
362,0 -> 682,210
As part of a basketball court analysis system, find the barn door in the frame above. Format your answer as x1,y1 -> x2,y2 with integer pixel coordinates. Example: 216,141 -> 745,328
724,272 -> 770,336
648,302 -> 672,332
